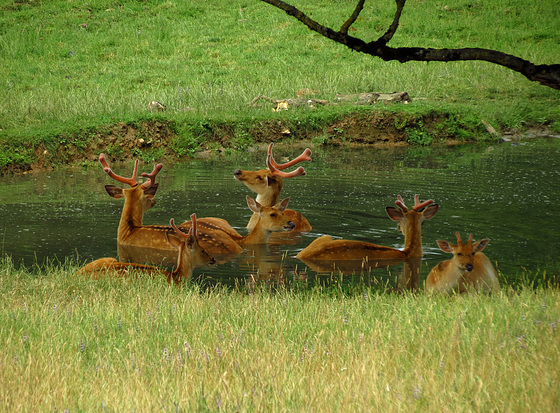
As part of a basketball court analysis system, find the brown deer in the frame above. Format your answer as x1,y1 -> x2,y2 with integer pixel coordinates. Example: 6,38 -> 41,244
425,233 -> 500,294
296,195 -> 439,261
204,196 -> 296,251
99,154 -> 242,264
234,143 -> 312,232
77,215 -> 215,283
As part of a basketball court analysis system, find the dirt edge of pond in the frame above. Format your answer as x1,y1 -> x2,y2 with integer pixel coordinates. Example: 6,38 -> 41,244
2,111 -> 554,175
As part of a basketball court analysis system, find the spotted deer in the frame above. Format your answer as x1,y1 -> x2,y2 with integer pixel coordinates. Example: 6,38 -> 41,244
77,215 -> 215,283
234,143 -> 312,232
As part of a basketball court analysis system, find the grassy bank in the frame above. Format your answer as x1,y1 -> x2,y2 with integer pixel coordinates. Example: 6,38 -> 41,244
1,258 -> 559,411
1,0 -> 559,173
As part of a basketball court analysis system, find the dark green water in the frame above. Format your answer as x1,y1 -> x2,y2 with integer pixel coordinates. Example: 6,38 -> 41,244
1,139 -> 559,288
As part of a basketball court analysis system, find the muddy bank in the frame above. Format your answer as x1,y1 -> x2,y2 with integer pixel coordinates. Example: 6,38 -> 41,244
1,111 -> 552,175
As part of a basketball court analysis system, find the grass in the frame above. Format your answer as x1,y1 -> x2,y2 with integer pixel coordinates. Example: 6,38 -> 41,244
1,256 -> 559,411
0,0 -> 559,171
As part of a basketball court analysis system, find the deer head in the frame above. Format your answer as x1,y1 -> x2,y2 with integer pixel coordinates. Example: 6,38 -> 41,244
437,232 -> 490,273
99,154 -> 163,233
233,143 -> 311,206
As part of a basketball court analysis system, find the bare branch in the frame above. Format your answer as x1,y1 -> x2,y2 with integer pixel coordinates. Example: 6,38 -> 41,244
340,0 -> 365,35
259,0 -> 560,90
378,0 -> 406,45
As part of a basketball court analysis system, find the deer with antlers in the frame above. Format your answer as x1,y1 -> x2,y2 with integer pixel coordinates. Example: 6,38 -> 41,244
99,153 -> 242,264
77,215 -> 215,283
425,233 -> 500,294
234,143 -> 312,232
296,195 -> 439,262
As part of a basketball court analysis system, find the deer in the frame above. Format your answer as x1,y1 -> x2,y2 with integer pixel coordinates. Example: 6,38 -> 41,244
207,196 -> 296,249
425,232 -> 500,294
296,194 -> 439,262
234,143 -> 312,232
99,153 -> 242,264
77,215 -> 216,283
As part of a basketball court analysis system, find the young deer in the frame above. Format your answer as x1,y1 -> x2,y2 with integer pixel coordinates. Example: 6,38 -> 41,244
296,195 -> 439,261
99,154 -> 241,264
77,215 -> 215,283
234,143 -> 312,232
202,196 -> 296,253
425,233 -> 500,294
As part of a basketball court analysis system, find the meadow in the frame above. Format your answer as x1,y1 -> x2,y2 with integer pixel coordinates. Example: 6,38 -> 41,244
0,0 -> 559,171
1,257 -> 559,411
1,1 -> 560,410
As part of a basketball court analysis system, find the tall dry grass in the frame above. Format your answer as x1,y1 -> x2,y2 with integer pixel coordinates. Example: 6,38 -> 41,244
1,257 -> 558,411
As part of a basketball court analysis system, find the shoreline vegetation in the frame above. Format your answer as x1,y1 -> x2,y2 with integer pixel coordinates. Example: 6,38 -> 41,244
1,0 -> 559,174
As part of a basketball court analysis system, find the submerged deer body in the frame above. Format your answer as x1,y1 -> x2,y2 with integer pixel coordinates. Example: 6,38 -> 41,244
297,195 -> 439,261
99,154 -> 241,264
234,143 -> 312,232
77,215 -> 215,283
426,233 -> 500,294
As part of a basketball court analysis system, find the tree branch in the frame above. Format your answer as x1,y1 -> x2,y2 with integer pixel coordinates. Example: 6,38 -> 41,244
259,0 -> 560,90
340,0 -> 365,35
378,0 -> 405,45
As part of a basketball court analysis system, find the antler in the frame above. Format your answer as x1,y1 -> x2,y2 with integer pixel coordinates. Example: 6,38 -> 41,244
455,232 -> 473,246
141,162 -> 163,189
395,195 -> 408,212
170,215 -> 196,238
395,194 -> 434,212
99,153 -> 139,187
267,143 -> 312,170
412,194 -> 434,211
266,144 -> 308,178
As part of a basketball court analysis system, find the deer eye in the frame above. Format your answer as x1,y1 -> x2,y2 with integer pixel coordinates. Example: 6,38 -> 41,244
270,213 -> 277,218
457,253 -> 462,256
256,176 -> 263,180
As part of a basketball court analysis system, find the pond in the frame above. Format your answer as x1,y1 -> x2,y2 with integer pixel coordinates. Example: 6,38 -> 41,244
1,138 -> 559,289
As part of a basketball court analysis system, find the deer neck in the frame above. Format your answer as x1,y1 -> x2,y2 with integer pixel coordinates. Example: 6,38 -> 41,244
117,190 -> 146,242
169,246 -> 193,283
255,190 -> 281,207
401,214 -> 424,258
241,218 -> 272,245
255,177 -> 283,206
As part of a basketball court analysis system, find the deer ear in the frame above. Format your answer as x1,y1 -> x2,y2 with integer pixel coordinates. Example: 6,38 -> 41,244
247,196 -> 262,213
422,204 -> 439,220
473,238 -> 490,252
266,175 -> 279,187
105,185 -> 124,199
436,239 -> 454,253
276,198 -> 290,212
144,183 -> 158,197
166,233 -> 182,249
386,206 -> 404,221
186,234 -> 197,249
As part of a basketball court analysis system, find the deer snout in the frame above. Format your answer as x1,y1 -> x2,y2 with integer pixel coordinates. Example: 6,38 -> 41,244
209,258 -> 216,265
284,221 -> 296,231
233,169 -> 243,179
465,263 -> 474,272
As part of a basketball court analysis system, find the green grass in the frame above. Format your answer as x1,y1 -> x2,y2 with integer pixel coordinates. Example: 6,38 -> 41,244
0,0 -> 559,168
1,257 -> 559,411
